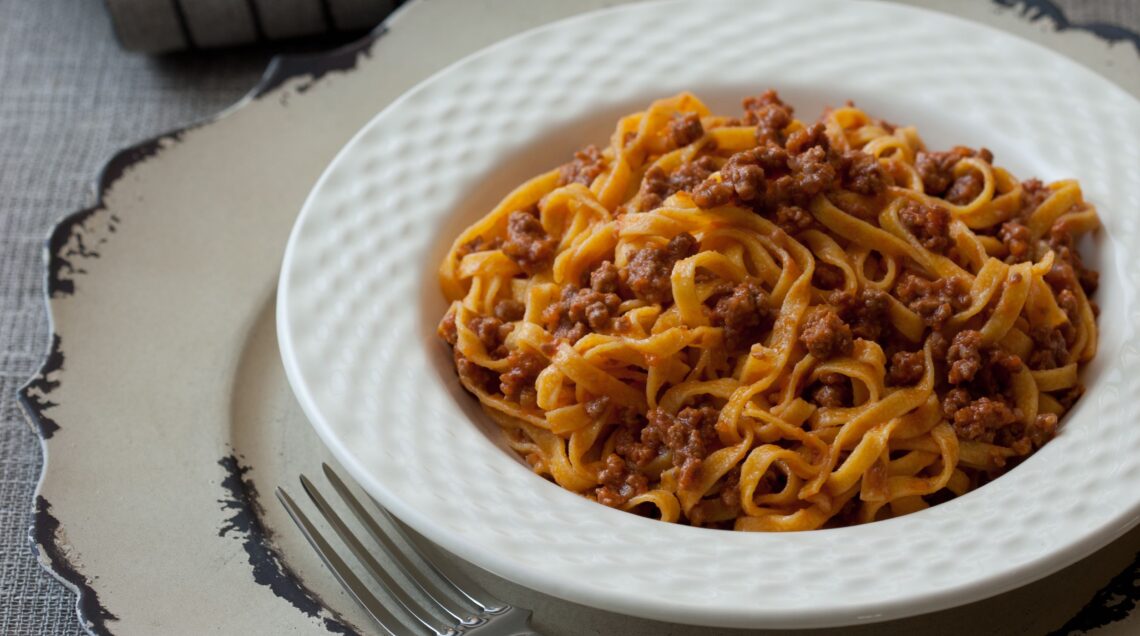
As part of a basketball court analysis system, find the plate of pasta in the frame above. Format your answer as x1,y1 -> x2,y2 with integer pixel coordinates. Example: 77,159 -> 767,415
277,0 -> 1140,628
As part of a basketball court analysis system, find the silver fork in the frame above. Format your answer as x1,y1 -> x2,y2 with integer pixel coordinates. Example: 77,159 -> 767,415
277,463 -> 540,636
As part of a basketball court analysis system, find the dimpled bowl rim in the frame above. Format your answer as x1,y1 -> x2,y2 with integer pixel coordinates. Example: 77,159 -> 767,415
278,0 -> 1140,628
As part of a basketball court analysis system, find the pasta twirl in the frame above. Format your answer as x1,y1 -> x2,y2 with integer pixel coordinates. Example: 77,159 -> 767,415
437,91 -> 1100,530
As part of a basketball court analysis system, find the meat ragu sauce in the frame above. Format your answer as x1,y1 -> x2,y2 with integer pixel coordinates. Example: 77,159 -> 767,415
437,91 -> 1100,530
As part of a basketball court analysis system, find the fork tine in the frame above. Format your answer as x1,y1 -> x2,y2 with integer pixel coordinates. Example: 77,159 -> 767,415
275,487 -> 406,636
322,464 -> 507,614
320,467 -> 481,622
299,475 -> 453,635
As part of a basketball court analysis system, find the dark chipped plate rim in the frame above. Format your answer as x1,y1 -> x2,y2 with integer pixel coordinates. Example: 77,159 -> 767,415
15,24 -> 389,635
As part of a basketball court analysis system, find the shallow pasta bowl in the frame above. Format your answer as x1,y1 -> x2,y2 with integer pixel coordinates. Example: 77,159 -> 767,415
277,0 -> 1140,628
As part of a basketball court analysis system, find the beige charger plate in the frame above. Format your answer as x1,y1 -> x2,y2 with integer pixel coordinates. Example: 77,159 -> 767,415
19,0 -> 1140,634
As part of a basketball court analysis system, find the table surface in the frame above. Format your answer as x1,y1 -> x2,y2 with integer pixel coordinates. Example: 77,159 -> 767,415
1,1 -> 1137,634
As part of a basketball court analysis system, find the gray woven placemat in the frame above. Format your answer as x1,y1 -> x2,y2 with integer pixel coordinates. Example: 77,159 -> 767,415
0,4 -> 326,634
1,1 -> 1137,634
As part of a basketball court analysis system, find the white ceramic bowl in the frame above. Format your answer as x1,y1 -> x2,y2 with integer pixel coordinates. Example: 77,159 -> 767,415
278,0 -> 1140,628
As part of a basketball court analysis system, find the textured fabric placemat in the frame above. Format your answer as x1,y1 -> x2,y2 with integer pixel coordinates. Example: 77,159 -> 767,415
0,4 -> 349,634
1,1 -> 1137,634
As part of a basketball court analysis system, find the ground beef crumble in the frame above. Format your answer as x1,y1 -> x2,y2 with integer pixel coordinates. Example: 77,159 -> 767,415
454,351 -> 497,394
667,112 -> 704,148
785,122 -> 829,156
934,325 -> 1043,454
742,90 -> 794,144
946,329 -> 985,385
638,156 -> 719,211
643,406 -> 721,490
455,235 -> 503,260
558,144 -> 606,186
837,149 -> 887,196
709,279 -> 772,351
944,329 -> 1024,388
687,130 -> 874,221
943,390 -> 1051,457
830,289 -> 889,341
492,298 -> 525,322
601,404 -> 723,505
1027,325 -> 1069,370
915,146 -> 992,198
502,210 -> 555,275
894,273 -> 970,330
946,396 -> 1020,443
499,350 -> 547,407
438,310 -> 458,345
774,204 -> 816,235
716,467 -> 742,516
887,350 -> 925,386
945,170 -> 983,205
810,372 -> 851,407
542,284 -> 622,343
468,315 -> 512,358
621,233 -> 699,304
596,453 -> 649,508
687,119 -> 888,219
775,146 -> 837,206
721,153 -> 767,203
589,260 -> 621,294
1019,178 -> 1051,216
999,221 -> 1032,262
799,306 -> 853,360
691,147 -> 771,208
1048,224 -> 1099,296
1027,413 -> 1059,450
899,200 -> 952,253
693,143 -> 832,211
610,407 -> 655,467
